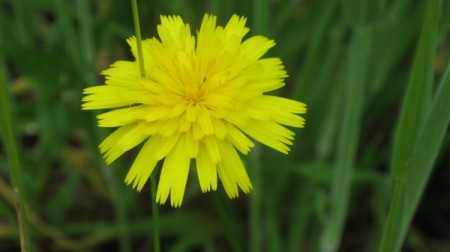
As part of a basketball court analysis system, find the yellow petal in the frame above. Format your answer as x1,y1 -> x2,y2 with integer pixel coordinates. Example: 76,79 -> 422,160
238,36 -> 275,61
202,135 -> 221,163
196,142 -> 217,192
239,120 -> 294,154
99,124 -> 136,164
98,105 -> 150,127
125,138 -> 158,190
82,86 -> 134,110
156,134 -> 190,207
217,140 -> 252,198
225,123 -> 254,154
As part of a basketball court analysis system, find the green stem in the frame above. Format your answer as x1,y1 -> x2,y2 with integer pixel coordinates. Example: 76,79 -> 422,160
211,192 -> 242,252
151,175 -> 160,252
250,0 -> 269,249
0,59 -> 32,251
249,145 -> 262,252
131,1 -> 160,251
252,0 -> 269,35
131,0 -> 146,78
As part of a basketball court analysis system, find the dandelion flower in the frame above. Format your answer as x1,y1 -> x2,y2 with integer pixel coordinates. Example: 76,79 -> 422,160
82,14 -> 306,207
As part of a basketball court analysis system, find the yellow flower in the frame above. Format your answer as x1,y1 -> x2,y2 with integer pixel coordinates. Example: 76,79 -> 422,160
82,14 -> 306,207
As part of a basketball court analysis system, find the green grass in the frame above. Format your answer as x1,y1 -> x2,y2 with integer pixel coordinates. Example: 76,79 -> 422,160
380,1 -> 444,251
0,55 -> 31,252
0,0 -> 449,251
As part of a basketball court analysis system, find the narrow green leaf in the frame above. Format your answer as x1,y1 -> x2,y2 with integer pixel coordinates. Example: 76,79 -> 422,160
249,145 -> 263,252
404,60 -> 450,244
292,0 -> 338,104
379,178 -> 408,252
211,192 -> 243,252
0,58 -> 31,251
405,61 -> 450,232
252,0 -> 269,35
380,1 -> 445,250
54,0 -> 86,83
12,0 -> 31,46
391,0 -> 441,178
250,1 -> 270,251
380,61 -> 450,252
320,25 -> 373,252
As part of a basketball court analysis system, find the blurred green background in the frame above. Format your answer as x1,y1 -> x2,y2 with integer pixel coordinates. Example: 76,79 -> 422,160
0,0 -> 449,251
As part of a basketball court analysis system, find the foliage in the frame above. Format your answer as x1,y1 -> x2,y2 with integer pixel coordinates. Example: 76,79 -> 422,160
0,0 -> 449,251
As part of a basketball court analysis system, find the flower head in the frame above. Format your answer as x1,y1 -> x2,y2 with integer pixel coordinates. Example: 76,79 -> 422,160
82,14 -> 306,207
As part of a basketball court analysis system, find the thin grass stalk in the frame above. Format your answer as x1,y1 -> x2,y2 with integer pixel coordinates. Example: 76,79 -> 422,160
286,182 -> 314,252
250,1 -> 269,251
206,0 -> 220,14
0,59 -> 32,251
12,0 -> 31,46
54,0 -> 86,83
292,0 -> 338,104
315,27 -> 346,161
252,0 -> 269,35
320,26 -> 373,252
249,144 -> 263,252
76,0 -> 94,77
211,192 -> 243,252
151,175 -> 160,252
274,0 -> 303,30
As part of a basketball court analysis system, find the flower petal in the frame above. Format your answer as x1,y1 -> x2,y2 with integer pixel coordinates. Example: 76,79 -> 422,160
98,105 -> 151,127
196,141 -> 218,192
239,120 -> 295,154
225,123 -> 254,154
217,140 -> 252,197
156,135 -> 191,207
99,124 -> 135,164
125,138 -> 158,191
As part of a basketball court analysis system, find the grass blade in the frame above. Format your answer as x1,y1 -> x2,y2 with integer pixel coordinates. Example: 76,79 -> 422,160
77,1 -> 132,251
212,192 -> 243,252
12,0 -> 31,46
380,62 -> 449,252
320,25 -> 373,252
390,0 -> 441,179
403,60 -> 450,243
252,0 -> 269,35
292,0 -> 338,104
250,1 -> 270,251
0,59 -> 32,251
380,1 -> 443,251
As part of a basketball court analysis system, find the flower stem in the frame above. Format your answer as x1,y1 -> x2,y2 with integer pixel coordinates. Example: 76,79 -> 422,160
0,58 -> 32,251
211,192 -> 242,252
151,174 -> 161,252
249,145 -> 262,252
131,0 -> 145,78
131,1 -> 160,251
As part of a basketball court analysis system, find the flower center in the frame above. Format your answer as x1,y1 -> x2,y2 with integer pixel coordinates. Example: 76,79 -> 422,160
185,85 -> 203,104
185,75 -> 209,105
